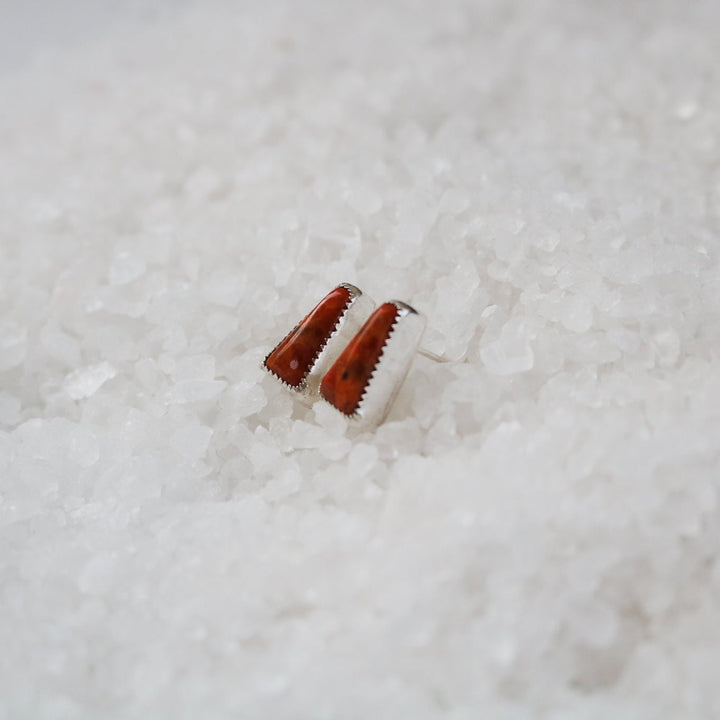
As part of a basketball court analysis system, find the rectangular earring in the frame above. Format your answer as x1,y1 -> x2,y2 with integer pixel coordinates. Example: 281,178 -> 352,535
320,301 -> 426,428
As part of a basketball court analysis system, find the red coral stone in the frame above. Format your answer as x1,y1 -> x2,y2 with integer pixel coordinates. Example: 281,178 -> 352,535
320,302 -> 400,415
264,285 -> 352,388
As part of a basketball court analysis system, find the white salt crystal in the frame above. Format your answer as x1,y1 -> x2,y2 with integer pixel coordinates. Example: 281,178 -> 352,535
184,167 -> 222,201
63,362 -> 117,400
39,323 -> 81,367
108,250 -> 146,285
652,327 -> 681,367
169,354 -> 216,382
262,459 -> 302,500
607,327 -> 641,354
143,226 -> 174,264
289,420 -> 325,450
207,311 -> 239,340
78,553 -> 117,595
170,425 -> 213,461
439,187 -> 470,215
168,379 -> 227,403
481,319 -> 535,375
67,426 -> 100,468
318,433 -> 353,461
226,382 -> 267,418
560,294 -> 594,333
134,357 -> 164,390
244,431 -> 282,472
0,393 -> 21,426
202,271 -> 244,308
0,326 -> 26,372
347,442 -> 379,476
347,184 -> 383,215
161,324 -> 188,353
313,400 -> 349,433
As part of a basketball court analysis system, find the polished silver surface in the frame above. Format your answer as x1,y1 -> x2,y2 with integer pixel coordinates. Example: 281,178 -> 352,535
350,301 -> 426,429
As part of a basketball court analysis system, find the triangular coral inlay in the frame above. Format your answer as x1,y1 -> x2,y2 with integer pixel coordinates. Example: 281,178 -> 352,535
264,286 -> 352,388
320,302 -> 400,415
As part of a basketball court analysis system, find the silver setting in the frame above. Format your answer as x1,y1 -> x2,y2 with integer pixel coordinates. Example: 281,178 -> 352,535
262,283 -> 375,403
346,301 -> 426,429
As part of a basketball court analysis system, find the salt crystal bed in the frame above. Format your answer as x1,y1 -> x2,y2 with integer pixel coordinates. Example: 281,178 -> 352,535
1,0 -> 719,717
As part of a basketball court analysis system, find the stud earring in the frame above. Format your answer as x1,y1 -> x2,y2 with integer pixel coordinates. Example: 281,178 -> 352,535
320,300 -> 426,428
263,283 -> 375,399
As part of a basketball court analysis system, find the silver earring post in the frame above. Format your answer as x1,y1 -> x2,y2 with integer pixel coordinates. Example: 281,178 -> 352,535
417,347 -> 450,363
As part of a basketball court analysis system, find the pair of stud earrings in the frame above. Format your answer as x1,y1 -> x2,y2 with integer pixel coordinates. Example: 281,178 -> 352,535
262,283 -> 432,428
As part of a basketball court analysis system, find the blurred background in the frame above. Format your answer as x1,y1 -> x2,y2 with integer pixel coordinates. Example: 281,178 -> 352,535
0,0 -> 186,73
